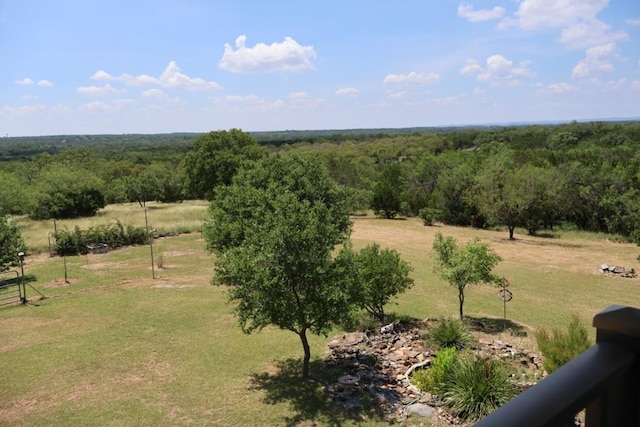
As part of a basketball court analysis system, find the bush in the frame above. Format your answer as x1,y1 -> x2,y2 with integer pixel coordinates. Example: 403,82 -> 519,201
412,346 -> 459,395
534,315 -> 591,373
425,318 -> 474,350
441,353 -> 516,422
54,222 -> 149,256
418,207 -> 440,226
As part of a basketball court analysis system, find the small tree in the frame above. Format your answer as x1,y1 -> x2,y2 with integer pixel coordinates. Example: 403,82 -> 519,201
0,214 -> 26,272
534,315 -> 591,373
354,243 -> 413,322
432,233 -> 502,320
205,155 -> 356,378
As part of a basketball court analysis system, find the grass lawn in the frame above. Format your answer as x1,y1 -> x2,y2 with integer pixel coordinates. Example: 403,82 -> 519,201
2,204 -> 640,426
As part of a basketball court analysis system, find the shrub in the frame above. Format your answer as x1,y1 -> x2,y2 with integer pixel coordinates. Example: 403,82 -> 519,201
54,222 -> 149,256
412,346 -> 459,395
534,315 -> 591,373
441,353 -> 516,422
418,207 -> 440,226
425,318 -> 474,350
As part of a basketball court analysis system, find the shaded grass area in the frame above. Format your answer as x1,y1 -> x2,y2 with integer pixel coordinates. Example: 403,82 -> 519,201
2,208 -> 640,425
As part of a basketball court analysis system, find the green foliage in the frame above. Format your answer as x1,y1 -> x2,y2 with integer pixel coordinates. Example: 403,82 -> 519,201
0,214 -> 26,272
353,243 -> 414,322
0,171 -> 29,215
54,222 -> 148,256
205,155 -> 356,378
182,129 -> 267,200
534,315 -> 592,373
412,346 -> 459,395
29,165 -> 105,219
418,207 -> 440,226
441,353 -> 516,422
432,233 -> 502,320
425,318 -> 474,350
371,164 -> 404,219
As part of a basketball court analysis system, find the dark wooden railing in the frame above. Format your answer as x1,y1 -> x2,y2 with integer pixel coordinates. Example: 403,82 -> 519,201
475,305 -> 640,427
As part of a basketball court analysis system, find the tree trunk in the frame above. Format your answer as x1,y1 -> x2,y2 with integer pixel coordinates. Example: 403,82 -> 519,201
299,328 -> 311,379
458,288 -> 465,321
508,225 -> 515,240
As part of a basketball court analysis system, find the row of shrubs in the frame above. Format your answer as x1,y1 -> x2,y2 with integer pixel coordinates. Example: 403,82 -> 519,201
54,221 -> 149,256
410,316 -> 591,422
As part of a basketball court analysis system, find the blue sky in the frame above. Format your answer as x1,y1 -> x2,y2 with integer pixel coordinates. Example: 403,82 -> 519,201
1,0 -> 639,136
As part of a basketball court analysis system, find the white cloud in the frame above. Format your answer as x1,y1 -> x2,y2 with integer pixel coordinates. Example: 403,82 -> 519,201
79,101 -> 113,112
386,91 -> 408,99
21,95 -> 39,100
288,92 -> 309,100
510,0 -> 628,49
219,35 -> 316,73
460,54 -> 534,85
222,95 -> 265,105
37,80 -> 53,87
473,87 -> 486,95
537,82 -> 576,95
383,71 -> 440,84
632,80 -> 640,90
335,87 -> 359,96
457,3 -> 505,22
433,97 -> 458,106
88,61 -> 221,91
572,43 -> 618,78
77,84 -> 126,96
626,18 -> 640,26
14,78 -> 34,85
605,78 -> 626,90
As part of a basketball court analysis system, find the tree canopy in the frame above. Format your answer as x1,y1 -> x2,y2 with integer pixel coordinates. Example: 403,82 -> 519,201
182,129 -> 267,200
204,155 -> 355,378
0,214 -> 26,272
432,233 -> 502,320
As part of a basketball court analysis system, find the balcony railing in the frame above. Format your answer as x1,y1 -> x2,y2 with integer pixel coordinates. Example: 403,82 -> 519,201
475,305 -> 640,427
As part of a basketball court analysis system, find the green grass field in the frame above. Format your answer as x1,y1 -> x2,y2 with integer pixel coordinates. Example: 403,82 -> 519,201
2,203 -> 639,426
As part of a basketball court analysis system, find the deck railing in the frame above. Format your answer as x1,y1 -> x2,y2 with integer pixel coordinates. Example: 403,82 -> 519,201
475,305 -> 640,427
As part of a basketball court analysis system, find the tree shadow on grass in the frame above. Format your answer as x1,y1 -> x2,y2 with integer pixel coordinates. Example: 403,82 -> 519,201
248,358 -> 387,427
466,315 -> 528,337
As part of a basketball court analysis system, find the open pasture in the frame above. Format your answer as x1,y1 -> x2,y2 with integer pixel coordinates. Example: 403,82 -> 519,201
1,205 -> 639,426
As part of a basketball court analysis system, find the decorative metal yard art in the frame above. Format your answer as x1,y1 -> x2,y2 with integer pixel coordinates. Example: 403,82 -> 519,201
498,278 -> 512,331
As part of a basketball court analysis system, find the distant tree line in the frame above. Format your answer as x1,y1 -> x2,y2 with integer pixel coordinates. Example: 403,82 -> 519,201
1,122 -> 639,243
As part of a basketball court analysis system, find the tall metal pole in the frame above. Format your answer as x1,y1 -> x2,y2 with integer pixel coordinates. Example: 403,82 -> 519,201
145,207 -> 155,279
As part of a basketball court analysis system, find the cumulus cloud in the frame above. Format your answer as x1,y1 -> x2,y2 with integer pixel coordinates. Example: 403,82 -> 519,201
433,97 -> 458,106
79,101 -> 113,112
626,18 -> 640,26
37,80 -> 53,87
288,92 -> 309,100
457,3 -> 505,22
383,71 -> 440,84
219,35 -> 316,73
77,84 -> 126,96
14,78 -> 34,85
386,91 -> 408,99
460,54 -> 534,85
509,0 -> 627,49
335,87 -> 360,96
89,61 -> 221,90
572,43 -> 618,78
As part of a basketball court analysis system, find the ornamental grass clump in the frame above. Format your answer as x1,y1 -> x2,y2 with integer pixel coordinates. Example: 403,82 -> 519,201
441,353 -> 516,422
411,346 -> 459,396
425,318 -> 474,350
534,314 -> 591,373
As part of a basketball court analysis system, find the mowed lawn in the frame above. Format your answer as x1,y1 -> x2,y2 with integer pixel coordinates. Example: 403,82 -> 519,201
2,204 -> 640,426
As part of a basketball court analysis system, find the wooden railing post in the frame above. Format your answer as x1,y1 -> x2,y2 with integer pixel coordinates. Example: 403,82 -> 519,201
586,305 -> 640,427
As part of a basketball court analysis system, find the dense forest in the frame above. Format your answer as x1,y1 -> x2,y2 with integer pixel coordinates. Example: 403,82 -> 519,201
1,120 -> 640,243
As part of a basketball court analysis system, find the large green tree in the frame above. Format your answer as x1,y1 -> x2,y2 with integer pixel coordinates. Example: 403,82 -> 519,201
432,233 -> 502,320
182,129 -> 267,200
205,155 -> 355,378
0,214 -> 26,272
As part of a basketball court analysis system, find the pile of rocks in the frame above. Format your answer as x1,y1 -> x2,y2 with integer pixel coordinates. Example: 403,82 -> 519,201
599,264 -> 637,278
323,320 -> 542,424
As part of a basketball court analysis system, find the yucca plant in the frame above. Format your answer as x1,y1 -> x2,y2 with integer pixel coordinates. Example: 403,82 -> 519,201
441,353 -> 516,422
425,317 -> 474,350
